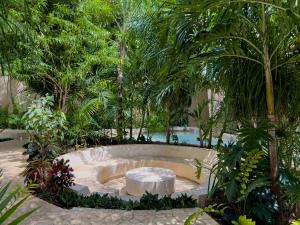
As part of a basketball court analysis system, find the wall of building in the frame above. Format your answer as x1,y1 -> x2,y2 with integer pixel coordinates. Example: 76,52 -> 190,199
0,76 -> 25,109
188,89 -> 225,128
188,89 -> 210,127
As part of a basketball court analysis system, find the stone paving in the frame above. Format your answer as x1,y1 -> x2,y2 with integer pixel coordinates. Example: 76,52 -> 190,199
0,131 -> 218,225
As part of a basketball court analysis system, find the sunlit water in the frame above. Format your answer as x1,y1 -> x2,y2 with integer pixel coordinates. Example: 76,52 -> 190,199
141,130 -> 231,146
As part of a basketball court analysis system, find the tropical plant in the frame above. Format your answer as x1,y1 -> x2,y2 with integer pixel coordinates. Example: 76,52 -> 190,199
0,182 -> 38,225
46,159 -> 74,195
194,159 -> 202,180
190,102 -> 209,147
18,0 -> 117,113
22,159 -> 51,192
22,95 -> 66,159
23,158 -> 74,197
206,122 -> 275,223
232,215 -> 256,225
161,1 -> 300,223
184,204 -> 225,225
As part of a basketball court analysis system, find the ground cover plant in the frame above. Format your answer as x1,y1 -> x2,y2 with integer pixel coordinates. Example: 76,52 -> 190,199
56,191 -> 197,210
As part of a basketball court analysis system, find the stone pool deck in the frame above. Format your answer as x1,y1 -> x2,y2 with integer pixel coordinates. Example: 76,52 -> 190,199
0,134 -> 218,225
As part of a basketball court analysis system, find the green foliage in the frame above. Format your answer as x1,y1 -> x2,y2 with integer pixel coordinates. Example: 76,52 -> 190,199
207,123 -> 275,223
0,107 -> 8,129
57,191 -> 196,210
0,104 -> 25,130
0,182 -> 38,225
2,2 -> 300,225
277,118 -> 300,173
232,215 -> 256,225
235,150 -> 264,195
291,220 -> 300,225
146,115 -> 165,133
184,204 -> 225,225
22,95 -> 66,158
210,143 -> 269,204
46,159 -> 74,196
22,159 -> 51,191
194,159 -> 202,179
23,158 -> 74,197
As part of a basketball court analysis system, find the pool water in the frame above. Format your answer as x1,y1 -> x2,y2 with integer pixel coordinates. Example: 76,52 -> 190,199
143,131 -> 225,146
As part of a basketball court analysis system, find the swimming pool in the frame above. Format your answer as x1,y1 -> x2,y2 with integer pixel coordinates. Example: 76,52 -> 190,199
142,130 -> 233,146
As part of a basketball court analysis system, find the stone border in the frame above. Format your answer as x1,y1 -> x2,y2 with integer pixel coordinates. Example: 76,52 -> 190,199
59,144 -> 217,203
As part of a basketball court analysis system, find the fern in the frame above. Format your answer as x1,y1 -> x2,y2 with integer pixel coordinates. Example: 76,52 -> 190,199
235,149 -> 264,195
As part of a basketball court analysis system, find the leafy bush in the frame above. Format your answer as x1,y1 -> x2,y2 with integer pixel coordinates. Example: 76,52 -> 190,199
8,102 -> 26,129
23,159 -> 74,196
0,107 -> 8,129
22,159 -> 51,192
0,103 -> 26,130
57,191 -> 197,210
208,122 -> 275,224
22,95 -> 66,159
46,159 -> 74,195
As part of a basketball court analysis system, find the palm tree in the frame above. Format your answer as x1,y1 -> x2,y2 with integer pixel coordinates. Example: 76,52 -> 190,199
166,1 -> 300,223
105,0 -> 152,143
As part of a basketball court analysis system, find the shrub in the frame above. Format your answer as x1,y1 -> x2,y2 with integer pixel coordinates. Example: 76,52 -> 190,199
0,107 -> 8,129
22,159 -> 51,192
23,159 -> 74,196
57,191 -> 197,210
22,94 -> 66,159
46,159 -> 74,195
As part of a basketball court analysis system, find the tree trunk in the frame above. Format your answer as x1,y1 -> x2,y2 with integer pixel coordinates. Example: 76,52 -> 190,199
129,93 -> 133,139
262,0 -> 278,188
7,75 -> 15,109
166,126 -> 171,144
166,116 -> 171,144
61,87 -> 69,113
116,41 -> 125,143
262,4 -> 282,224
137,107 -> 146,141
217,120 -> 227,149
208,89 -> 214,149
198,127 -> 204,148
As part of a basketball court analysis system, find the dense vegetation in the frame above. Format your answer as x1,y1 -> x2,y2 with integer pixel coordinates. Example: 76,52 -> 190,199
1,0 -> 300,225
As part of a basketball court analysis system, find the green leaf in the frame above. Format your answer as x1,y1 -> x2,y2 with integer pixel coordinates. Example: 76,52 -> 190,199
7,207 -> 39,225
232,215 -> 256,225
291,220 -> 300,225
237,178 -> 271,202
0,195 -> 30,224
0,189 -> 20,214
184,209 -> 206,225
224,180 -> 239,202
0,182 -> 11,201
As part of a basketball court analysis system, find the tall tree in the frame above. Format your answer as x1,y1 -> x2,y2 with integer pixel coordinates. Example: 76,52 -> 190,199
19,0 -> 117,113
167,1 -> 300,223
